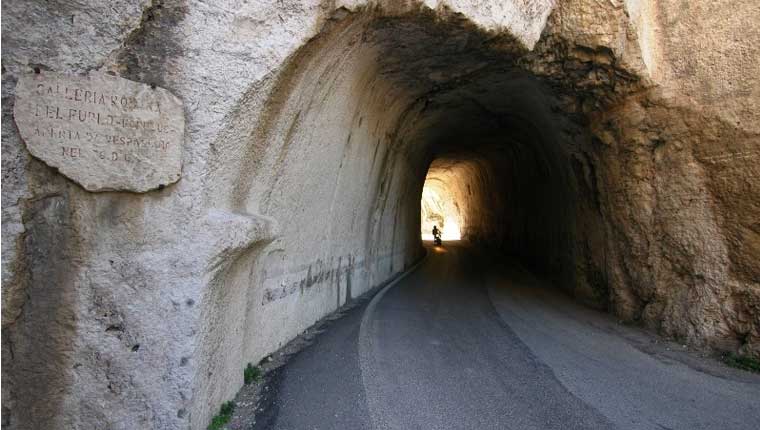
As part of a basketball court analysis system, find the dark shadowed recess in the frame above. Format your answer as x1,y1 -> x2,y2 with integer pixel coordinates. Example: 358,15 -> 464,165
365,12 -> 608,304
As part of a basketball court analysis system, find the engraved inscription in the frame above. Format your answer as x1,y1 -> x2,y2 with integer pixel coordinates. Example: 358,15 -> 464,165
13,71 -> 184,192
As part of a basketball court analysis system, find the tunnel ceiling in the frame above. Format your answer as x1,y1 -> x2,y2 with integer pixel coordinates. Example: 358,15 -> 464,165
352,12 -> 640,178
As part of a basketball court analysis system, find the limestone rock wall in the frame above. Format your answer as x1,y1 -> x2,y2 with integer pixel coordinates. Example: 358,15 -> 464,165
2,1 -> 758,429
576,0 -> 760,354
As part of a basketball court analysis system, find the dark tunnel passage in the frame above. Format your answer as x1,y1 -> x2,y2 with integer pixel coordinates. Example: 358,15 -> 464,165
356,11 -> 615,306
413,81 -> 580,296
198,8 -> 637,420
220,9 -> 629,323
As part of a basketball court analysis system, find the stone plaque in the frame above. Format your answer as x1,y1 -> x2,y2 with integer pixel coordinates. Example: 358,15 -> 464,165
13,71 -> 184,192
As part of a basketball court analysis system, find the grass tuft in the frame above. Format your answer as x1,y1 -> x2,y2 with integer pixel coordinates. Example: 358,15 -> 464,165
244,363 -> 262,384
722,353 -> 760,373
207,401 -> 235,430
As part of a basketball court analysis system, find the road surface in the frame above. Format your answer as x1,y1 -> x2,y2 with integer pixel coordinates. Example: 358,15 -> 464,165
253,243 -> 760,430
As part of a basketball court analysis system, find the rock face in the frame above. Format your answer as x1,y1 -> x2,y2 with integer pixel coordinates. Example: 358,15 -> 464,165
13,71 -> 184,192
1,1 -> 758,429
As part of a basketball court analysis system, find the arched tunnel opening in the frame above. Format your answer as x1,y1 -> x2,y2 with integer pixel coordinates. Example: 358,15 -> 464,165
416,87 -> 580,293
366,10 -> 605,303
195,9 -> 629,420
257,8 -> 607,300
420,171 -> 463,242
205,6 -> 624,384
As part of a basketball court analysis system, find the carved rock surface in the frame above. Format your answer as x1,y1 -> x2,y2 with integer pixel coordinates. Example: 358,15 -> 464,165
13,71 -> 183,192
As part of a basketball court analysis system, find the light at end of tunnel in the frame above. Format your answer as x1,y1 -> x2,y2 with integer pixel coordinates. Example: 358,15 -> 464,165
441,219 -> 461,241
420,178 -> 463,242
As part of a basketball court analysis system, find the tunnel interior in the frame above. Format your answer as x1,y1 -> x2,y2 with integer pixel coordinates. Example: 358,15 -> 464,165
219,8 -> 621,341
200,8 -> 626,420
366,10 -> 594,295
415,71 -> 578,282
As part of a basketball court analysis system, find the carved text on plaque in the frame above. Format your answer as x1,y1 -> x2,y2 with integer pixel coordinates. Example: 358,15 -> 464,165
13,71 -> 184,192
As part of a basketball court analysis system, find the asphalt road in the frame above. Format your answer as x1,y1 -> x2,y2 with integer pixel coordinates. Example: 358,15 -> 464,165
254,243 -> 760,430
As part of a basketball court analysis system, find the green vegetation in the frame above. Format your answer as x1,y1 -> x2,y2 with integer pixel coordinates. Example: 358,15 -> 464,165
206,364 -> 263,429
244,363 -> 262,384
207,401 -> 235,430
723,353 -> 760,373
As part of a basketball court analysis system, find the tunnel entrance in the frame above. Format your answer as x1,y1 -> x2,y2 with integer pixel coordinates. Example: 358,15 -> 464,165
226,9 -> 633,328
420,172 -> 462,241
353,12 -> 623,308
199,8 -> 655,424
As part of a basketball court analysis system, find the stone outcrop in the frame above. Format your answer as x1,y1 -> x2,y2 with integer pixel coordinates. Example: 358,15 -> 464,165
2,0 -> 758,429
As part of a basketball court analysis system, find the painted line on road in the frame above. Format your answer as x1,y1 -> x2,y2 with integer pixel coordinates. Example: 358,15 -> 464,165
358,249 -> 430,430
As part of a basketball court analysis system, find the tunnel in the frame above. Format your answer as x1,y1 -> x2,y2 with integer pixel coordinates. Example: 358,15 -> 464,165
218,9 -> 614,301
5,2 -> 759,429
192,9 -> 630,422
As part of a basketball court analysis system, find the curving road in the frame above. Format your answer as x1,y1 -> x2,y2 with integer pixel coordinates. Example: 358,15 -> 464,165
253,243 -> 760,430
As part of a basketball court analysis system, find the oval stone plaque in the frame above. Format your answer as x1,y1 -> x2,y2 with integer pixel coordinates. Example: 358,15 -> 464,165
13,71 -> 184,192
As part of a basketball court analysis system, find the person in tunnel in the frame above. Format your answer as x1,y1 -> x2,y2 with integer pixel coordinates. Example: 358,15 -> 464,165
432,225 -> 442,246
